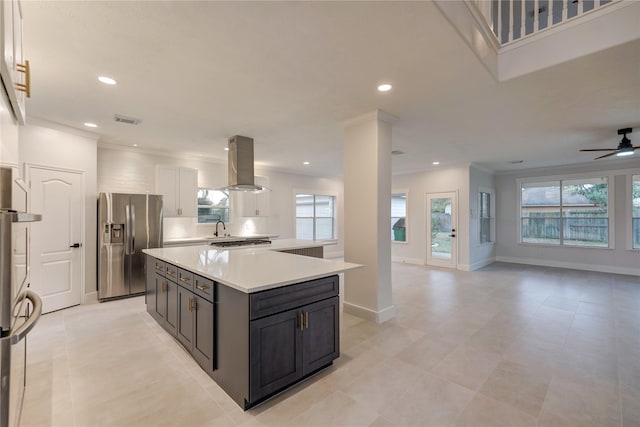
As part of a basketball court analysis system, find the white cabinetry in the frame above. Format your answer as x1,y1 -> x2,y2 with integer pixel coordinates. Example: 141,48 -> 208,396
156,166 -> 198,217
242,176 -> 269,217
0,0 -> 27,124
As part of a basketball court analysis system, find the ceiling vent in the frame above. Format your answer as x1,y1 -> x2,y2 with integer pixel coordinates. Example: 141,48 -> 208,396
391,150 -> 404,155
113,114 -> 141,125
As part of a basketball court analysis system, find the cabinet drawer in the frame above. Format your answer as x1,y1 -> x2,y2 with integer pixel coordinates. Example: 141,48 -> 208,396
194,275 -> 215,303
153,259 -> 166,277
249,275 -> 338,320
177,268 -> 194,291
165,264 -> 178,282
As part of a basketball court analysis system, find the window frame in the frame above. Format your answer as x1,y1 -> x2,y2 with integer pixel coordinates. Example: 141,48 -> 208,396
478,187 -> 495,246
517,172 -> 615,249
196,187 -> 231,224
294,191 -> 337,240
391,190 -> 409,244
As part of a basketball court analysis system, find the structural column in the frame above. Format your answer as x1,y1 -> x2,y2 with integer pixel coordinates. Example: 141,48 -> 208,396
343,110 -> 395,323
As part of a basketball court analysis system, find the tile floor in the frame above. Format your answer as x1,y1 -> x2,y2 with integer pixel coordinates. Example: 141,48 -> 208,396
21,262 -> 640,427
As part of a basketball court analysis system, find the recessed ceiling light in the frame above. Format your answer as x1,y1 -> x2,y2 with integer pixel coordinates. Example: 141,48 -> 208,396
303,161 -> 310,165
378,84 -> 392,92
432,161 -> 440,165
224,147 -> 229,151
132,144 -> 138,147
98,76 -> 117,85
83,122 -> 97,128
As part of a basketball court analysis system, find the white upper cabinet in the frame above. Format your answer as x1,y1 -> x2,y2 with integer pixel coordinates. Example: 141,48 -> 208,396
0,0 -> 28,124
156,166 -> 198,217
242,176 -> 270,217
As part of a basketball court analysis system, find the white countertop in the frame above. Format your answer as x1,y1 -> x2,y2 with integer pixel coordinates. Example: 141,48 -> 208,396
143,239 -> 358,293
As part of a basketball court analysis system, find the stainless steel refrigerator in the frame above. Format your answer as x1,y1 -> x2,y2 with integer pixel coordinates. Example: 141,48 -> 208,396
98,193 -> 163,301
1,167 -> 42,427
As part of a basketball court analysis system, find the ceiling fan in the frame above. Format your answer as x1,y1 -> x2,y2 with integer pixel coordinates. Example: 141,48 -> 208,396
580,128 -> 637,160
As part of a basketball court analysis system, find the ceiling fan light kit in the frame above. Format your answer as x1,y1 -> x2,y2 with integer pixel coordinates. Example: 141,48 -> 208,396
580,128 -> 637,160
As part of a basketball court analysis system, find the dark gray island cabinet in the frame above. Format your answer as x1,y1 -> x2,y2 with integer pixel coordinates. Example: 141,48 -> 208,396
145,254 -> 340,409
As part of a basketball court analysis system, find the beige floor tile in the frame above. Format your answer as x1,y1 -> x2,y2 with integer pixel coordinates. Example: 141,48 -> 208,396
341,358 -> 426,412
478,360 -> 552,418
430,344 -> 502,390
621,382 -> 640,427
379,372 -> 474,426
394,334 -> 458,372
538,376 -> 620,427
289,391 -> 381,427
454,394 -> 537,427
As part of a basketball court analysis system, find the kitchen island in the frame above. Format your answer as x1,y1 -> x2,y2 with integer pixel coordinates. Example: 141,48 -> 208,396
143,240 -> 359,409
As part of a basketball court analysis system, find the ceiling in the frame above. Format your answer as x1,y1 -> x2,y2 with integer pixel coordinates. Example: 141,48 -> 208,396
22,1 -> 640,176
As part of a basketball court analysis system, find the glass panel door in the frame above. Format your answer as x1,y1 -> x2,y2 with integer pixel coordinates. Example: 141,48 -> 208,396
427,192 -> 457,268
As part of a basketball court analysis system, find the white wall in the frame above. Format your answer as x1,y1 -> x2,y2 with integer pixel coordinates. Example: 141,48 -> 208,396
469,164 -> 496,269
98,145 -> 345,257
495,159 -> 640,275
391,165 -> 471,269
19,122 -> 99,301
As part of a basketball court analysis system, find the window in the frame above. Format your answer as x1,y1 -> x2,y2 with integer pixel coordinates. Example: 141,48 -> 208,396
296,194 -> 335,240
520,176 -> 609,247
391,193 -> 407,242
633,175 -> 640,250
197,188 -> 230,223
479,190 -> 494,244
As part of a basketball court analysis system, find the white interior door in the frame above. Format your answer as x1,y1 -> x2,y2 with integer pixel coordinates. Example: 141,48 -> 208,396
426,192 -> 457,269
28,165 -> 83,313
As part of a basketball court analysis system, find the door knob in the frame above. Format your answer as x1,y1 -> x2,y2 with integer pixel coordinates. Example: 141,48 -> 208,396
70,243 -> 82,248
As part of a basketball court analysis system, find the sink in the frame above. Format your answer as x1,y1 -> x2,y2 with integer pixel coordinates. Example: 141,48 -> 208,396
210,239 -> 271,248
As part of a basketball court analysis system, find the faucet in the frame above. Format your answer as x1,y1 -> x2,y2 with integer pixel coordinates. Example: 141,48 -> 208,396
214,220 -> 226,237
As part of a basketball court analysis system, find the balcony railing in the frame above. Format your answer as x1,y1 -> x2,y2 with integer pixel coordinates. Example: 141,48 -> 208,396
476,0 -> 621,45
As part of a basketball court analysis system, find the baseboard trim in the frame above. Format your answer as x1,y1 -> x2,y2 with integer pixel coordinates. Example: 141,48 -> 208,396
496,256 -> 640,277
392,256 -> 425,266
343,301 -> 396,323
83,291 -> 98,304
469,258 -> 496,271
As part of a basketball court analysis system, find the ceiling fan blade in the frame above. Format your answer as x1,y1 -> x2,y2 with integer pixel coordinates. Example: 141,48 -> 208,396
594,152 -> 618,160
580,148 -> 617,152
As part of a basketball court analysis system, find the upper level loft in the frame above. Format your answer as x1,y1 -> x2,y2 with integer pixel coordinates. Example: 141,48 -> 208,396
435,0 -> 640,81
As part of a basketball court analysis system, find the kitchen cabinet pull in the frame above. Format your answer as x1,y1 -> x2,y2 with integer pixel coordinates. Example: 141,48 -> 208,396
179,276 -> 191,283
166,270 -> 176,277
15,60 -> 31,98
304,312 -> 309,329
298,312 -> 304,331
196,284 -> 208,291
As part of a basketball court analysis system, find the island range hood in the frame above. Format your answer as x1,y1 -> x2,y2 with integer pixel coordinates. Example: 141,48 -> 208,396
224,135 -> 265,192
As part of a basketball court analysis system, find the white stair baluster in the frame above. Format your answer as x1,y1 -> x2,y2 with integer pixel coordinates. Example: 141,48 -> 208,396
562,0 -> 568,23
534,0 -> 539,33
509,0 -> 514,42
578,0 -> 584,15
546,0 -> 552,28
521,0 -> 526,37
498,0 -> 503,43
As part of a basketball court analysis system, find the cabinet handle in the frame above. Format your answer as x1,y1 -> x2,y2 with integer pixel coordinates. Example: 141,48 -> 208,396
15,60 -> 31,98
166,270 -> 175,277
155,265 -> 163,272
189,297 -> 197,312
195,284 -> 208,291
179,276 -> 191,283
304,312 -> 309,329
298,312 -> 304,331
